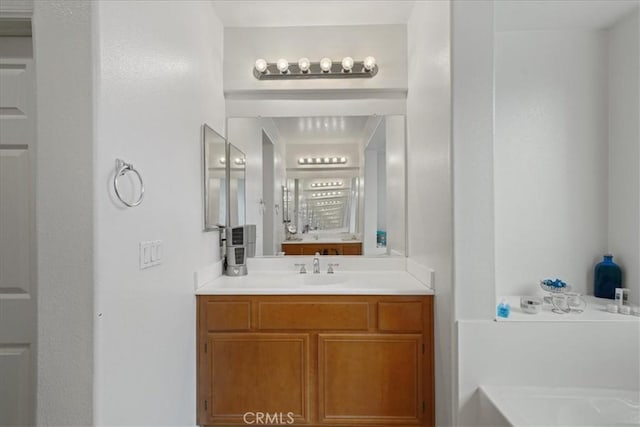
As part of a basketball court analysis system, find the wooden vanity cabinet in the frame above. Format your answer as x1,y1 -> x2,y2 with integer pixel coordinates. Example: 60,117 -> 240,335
281,242 -> 363,255
197,295 -> 434,427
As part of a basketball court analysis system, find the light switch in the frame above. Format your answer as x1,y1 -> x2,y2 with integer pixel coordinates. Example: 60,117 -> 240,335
140,240 -> 163,269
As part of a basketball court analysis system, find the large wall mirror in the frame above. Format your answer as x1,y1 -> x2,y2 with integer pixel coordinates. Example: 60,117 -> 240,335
227,115 -> 406,257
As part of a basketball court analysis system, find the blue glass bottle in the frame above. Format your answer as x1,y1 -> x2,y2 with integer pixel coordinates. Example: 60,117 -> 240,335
594,254 -> 622,299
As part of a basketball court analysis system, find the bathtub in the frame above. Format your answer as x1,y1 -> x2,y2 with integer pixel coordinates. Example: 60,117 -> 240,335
479,385 -> 640,426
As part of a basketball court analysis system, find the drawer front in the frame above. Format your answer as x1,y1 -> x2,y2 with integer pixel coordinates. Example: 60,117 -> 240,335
378,302 -> 423,331
258,302 -> 370,330
205,301 -> 251,331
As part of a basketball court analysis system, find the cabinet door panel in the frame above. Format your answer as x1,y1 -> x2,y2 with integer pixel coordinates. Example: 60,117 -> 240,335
204,333 -> 309,425
318,334 -> 422,424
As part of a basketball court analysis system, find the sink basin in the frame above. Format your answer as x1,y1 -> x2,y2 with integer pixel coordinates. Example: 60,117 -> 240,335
302,274 -> 346,286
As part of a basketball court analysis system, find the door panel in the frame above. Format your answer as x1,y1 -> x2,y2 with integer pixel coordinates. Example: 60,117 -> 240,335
0,51 -> 35,426
204,333 -> 310,425
318,334 -> 422,424
0,345 -> 30,426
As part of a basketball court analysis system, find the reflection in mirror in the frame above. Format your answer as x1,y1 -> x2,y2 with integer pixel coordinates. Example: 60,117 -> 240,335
227,143 -> 246,227
202,124 -> 226,231
227,115 -> 406,257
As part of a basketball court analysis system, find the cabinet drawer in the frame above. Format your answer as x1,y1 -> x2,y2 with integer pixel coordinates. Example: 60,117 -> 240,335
378,302 -> 423,331
259,302 -> 370,330
205,301 -> 251,331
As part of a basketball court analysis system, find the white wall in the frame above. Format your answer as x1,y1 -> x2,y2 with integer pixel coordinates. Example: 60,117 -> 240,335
33,1 -> 94,424
608,9 -> 640,306
223,24 -> 407,97
495,30 -> 609,297
93,1 -> 225,424
452,0 -> 496,323
407,1 -> 452,425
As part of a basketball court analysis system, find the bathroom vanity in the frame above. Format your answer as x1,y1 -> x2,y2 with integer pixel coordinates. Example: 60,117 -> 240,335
196,269 -> 434,426
281,241 -> 363,255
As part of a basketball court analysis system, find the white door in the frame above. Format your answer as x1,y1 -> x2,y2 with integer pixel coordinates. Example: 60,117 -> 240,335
0,42 -> 36,426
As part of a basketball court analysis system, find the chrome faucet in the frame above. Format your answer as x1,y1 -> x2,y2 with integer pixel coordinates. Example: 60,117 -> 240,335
313,252 -> 321,274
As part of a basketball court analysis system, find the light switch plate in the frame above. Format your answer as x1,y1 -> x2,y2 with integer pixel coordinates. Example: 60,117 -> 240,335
140,240 -> 163,269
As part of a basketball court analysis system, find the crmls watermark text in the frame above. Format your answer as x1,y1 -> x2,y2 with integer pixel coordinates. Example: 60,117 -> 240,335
242,412 -> 295,425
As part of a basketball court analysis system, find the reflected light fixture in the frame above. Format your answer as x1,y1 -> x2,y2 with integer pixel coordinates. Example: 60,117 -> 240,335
298,157 -> 347,165
253,56 -> 378,80
311,181 -> 343,188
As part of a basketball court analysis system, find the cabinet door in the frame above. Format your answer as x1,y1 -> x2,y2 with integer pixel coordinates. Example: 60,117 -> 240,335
318,334 -> 423,424
201,333 -> 309,425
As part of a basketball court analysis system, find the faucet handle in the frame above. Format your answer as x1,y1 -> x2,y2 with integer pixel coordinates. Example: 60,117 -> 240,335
327,263 -> 339,274
294,263 -> 307,274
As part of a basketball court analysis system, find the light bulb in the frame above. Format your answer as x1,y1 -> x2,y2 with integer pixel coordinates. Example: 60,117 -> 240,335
276,58 -> 289,73
320,57 -> 332,72
298,57 -> 310,73
341,56 -> 354,72
255,58 -> 268,73
340,157 -> 347,163
363,56 -> 376,71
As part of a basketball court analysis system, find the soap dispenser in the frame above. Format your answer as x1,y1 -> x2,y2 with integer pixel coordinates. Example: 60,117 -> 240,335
594,254 -> 622,299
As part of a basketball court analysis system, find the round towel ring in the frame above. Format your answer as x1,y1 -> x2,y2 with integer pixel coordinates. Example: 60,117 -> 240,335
114,159 -> 144,207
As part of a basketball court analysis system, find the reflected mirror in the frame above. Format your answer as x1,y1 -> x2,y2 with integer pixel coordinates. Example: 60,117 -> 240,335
228,143 -> 246,227
202,124 -> 226,231
227,115 -> 406,257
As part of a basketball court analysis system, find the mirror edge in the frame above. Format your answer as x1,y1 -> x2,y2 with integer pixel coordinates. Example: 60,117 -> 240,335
202,123 -> 224,232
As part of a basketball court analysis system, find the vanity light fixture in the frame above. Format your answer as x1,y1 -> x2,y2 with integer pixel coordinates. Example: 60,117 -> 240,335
253,56 -> 378,80
341,56 -> 354,72
311,191 -> 343,198
319,57 -> 332,73
311,181 -> 343,188
254,58 -> 268,74
276,58 -> 289,74
298,57 -> 311,73
363,56 -> 376,71
298,157 -> 347,165
316,200 -> 343,206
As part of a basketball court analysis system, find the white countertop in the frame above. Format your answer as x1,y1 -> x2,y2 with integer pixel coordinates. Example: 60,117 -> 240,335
282,239 -> 362,244
496,295 -> 640,322
197,270 -> 433,295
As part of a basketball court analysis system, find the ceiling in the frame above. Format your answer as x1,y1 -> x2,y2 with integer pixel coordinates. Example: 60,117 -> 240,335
495,0 -> 639,31
210,1 -> 416,27
271,116 -> 372,145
